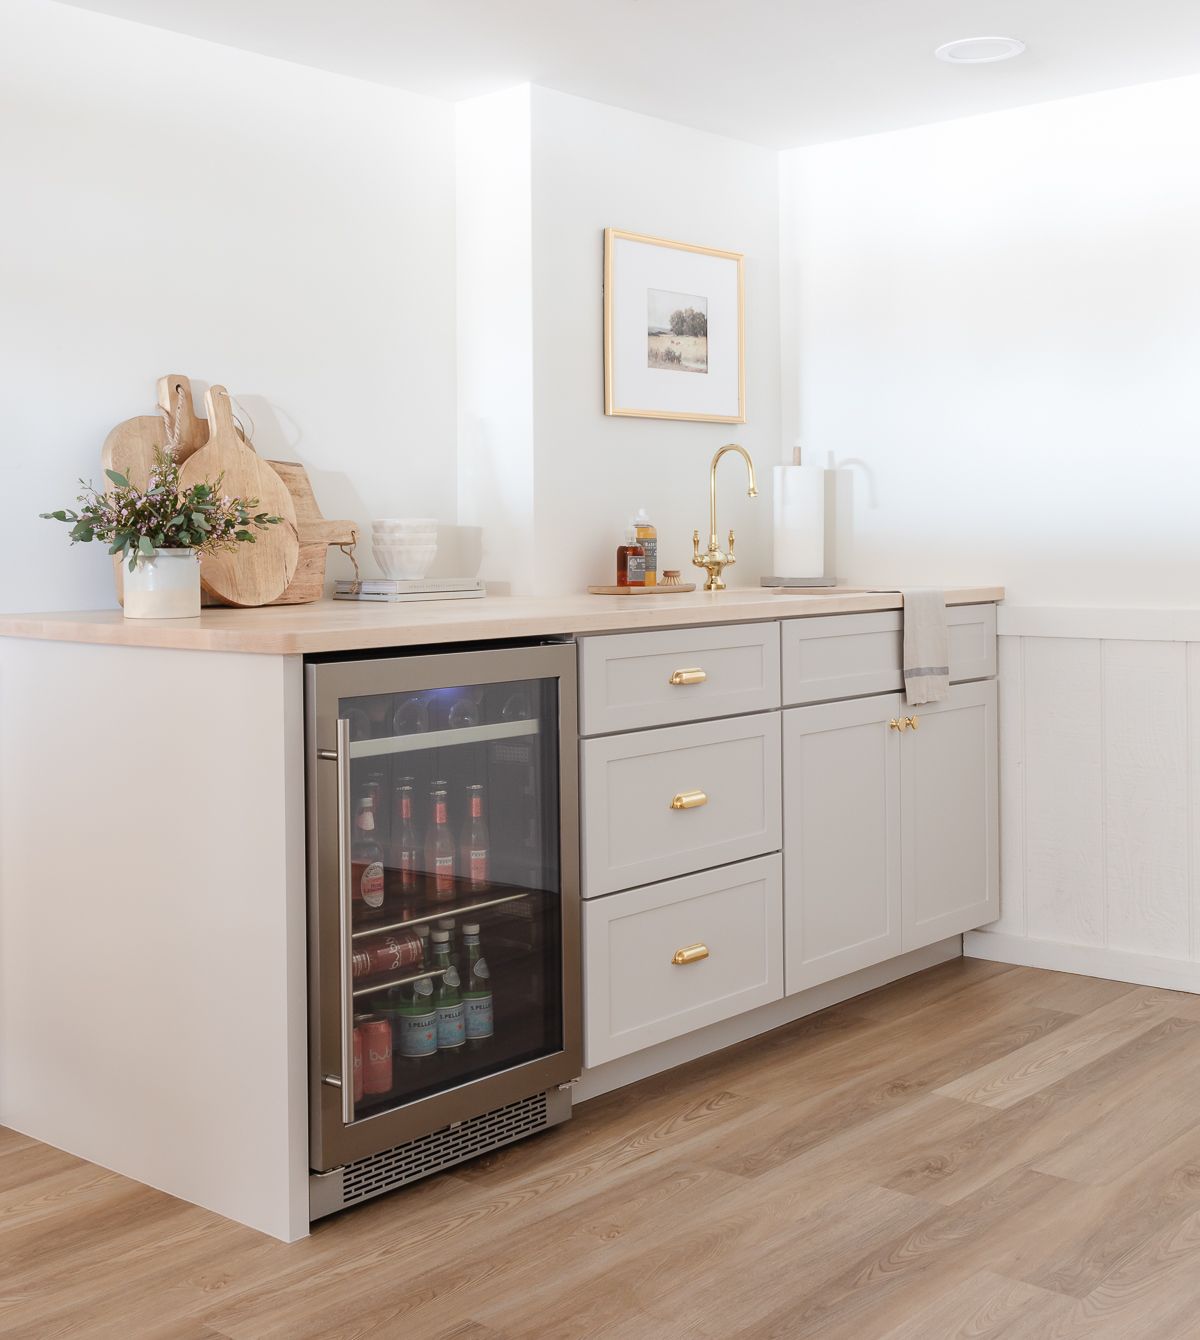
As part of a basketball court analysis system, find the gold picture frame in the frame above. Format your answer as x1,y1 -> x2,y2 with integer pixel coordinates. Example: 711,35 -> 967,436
603,228 -> 746,423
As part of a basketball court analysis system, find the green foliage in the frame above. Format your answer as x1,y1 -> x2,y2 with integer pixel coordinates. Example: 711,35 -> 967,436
42,448 -> 282,571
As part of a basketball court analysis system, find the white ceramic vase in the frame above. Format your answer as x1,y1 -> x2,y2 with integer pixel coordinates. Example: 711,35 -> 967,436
123,548 -> 201,620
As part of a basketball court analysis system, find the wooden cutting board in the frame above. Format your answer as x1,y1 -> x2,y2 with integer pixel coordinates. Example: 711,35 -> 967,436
105,375 -> 212,605
266,461 -> 358,605
156,374 -> 209,465
101,375 -> 211,491
178,386 -> 300,607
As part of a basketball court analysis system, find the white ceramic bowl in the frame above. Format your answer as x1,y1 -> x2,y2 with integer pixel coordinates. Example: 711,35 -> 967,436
372,517 -> 439,533
373,541 -> 438,579
372,525 -> 439,541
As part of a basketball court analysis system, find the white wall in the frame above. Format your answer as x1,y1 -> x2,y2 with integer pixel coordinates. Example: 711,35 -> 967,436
780,73 -> 1200,607
456,87 -> 535,594
0,0 -> 457,613
529,88 -> 781,595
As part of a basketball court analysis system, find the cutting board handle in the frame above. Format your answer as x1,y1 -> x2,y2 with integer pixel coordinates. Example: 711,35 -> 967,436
205,384 -> 239,441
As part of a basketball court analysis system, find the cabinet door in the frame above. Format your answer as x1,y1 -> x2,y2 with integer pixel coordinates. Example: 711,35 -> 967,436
783,694 -> 903,993
900,680 -> 998,951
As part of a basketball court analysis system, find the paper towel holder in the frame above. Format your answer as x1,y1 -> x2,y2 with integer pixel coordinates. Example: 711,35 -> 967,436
761,444 -> 837,588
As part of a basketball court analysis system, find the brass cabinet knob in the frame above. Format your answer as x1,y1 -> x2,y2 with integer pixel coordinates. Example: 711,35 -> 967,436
670,789 -> 708,810
669,667 -> 707,686
671,943 -> 709,966
889,716 -> 921,732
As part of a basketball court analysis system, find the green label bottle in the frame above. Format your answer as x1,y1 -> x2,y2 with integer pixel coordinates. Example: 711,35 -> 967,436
432,930 -> 465,1050
462,921 -> 494,1044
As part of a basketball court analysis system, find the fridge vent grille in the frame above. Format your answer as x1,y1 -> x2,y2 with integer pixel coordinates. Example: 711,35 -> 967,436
339,1091 -> 551,1208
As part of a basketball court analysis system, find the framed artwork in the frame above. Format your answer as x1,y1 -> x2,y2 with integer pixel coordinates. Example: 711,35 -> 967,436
603,228 -> 745,423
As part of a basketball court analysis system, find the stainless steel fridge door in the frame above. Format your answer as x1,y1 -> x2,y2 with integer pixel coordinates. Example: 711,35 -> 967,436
305,642 -> 580,1171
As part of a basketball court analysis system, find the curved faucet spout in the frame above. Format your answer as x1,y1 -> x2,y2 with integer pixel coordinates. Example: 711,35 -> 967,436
709,443 -> 757,546
693,443 -> 758,591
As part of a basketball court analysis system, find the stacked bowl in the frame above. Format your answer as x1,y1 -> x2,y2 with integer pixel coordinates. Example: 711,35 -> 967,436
372,518 -> 438,579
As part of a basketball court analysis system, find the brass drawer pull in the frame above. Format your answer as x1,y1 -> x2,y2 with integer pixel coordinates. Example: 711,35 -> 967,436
672,943 -> 709,966
889,718 -> 903,732
670,789 -> 708,811
889,716 -> 921,732
905,715 -> 919,730
669,667 -> 707,686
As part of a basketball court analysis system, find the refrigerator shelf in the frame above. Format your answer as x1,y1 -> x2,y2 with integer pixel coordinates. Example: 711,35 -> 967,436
350,888 -> 542,941
349,718 -> 538,760
352,966 -> 448,1000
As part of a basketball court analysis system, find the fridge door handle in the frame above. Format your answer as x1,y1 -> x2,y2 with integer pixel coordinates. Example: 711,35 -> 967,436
328,716 -> 355,1125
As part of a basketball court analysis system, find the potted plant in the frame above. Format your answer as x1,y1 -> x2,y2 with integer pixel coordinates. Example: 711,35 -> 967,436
42,448 -> 282,619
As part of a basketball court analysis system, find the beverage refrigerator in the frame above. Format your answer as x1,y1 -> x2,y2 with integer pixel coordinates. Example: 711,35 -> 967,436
304,641 -> 581,1218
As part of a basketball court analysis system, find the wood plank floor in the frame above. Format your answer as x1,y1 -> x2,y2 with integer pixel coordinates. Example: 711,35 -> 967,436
7,959 -> 1200,1338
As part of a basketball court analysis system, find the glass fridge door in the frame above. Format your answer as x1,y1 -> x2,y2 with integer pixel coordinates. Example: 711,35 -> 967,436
307,644 -> 579,1168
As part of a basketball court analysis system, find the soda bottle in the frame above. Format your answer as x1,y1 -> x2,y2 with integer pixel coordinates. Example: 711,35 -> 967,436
431,930 -> 464,1051
397,951 -> 438,1063
460,784 -> 490,892
388,778 -> 421,911
462,922 -> 494,1047
351,793 -> 385,916
425,786 -> 456,901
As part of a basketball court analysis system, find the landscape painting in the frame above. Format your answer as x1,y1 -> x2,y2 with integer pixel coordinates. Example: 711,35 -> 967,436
604,228 -> 743,421
647,288 -> 708,373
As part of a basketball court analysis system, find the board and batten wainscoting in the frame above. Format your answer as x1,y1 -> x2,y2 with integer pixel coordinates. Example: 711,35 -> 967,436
967,605 -> 1200,993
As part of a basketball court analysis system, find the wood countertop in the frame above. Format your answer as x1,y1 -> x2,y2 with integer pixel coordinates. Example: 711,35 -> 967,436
0,586 -> 1004,655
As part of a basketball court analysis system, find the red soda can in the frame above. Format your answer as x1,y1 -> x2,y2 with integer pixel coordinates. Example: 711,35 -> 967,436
361,1017 -> 392,1095
352,1026 -> 364,1103
351,931 -> 423,980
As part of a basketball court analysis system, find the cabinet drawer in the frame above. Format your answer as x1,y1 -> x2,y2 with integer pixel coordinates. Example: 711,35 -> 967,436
781,604 -> 996,706
584,855 -> 783,1066
581,712 -> 782,897
579,622 -> 780,735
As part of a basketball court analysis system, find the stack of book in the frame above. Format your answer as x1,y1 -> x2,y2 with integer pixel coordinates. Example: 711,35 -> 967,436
334,577 -> 486,603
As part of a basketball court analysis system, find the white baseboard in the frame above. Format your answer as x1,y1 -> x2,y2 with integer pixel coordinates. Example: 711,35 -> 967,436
573,936 -> 962,1103
964,930 -> 1200,995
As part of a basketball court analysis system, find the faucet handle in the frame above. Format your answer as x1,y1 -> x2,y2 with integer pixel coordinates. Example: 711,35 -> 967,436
691,529 -> 702,568
727,529 -> 736,564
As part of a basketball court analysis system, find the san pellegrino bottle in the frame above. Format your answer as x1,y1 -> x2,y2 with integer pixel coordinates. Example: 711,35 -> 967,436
436,917 -> 459,967
460,783 -> 490,892
462,922 -> 494,1046
431,930 -> 464,1051
426,786 -> 455,900
397,948 -> 437,1063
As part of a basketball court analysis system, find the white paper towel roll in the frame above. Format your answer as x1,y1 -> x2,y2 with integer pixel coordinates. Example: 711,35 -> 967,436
772,464 -> 825,578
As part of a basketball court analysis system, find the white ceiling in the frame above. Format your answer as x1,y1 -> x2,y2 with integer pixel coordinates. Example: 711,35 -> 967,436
57,0 -> 1200,147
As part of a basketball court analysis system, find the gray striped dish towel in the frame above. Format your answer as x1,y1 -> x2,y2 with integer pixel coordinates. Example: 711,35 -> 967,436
902,589 -> 949,704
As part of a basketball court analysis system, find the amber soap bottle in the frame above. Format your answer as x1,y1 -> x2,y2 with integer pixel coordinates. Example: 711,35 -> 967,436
616,527 -> 646,587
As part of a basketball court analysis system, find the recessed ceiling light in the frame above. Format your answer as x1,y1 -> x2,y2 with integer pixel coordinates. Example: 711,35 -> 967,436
934,36 -> 1027,64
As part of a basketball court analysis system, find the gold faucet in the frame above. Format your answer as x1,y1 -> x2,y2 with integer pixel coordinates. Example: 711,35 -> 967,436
692,443 -> 757,591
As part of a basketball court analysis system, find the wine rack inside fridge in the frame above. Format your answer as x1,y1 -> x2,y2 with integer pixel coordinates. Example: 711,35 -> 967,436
305,642 -> 581,1193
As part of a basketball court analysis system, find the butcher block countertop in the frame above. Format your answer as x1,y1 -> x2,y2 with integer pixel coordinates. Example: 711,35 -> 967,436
0,586 -> 1004,655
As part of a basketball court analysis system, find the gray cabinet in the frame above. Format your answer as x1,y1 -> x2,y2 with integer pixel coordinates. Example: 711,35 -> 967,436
783,694 -> 904,991
783,680 -> 998,992
581,712 -> 782,897
900,680 -> 999,951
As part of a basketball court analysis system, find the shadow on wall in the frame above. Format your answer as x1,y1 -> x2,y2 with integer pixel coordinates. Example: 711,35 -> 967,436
216,392 -> 481,588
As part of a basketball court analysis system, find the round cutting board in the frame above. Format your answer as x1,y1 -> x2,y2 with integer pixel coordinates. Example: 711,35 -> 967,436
178,386 -> 299,607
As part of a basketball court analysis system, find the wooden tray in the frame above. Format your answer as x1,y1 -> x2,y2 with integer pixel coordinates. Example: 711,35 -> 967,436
587,583 -> 697,595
